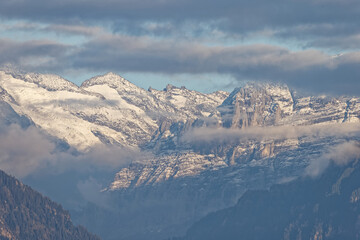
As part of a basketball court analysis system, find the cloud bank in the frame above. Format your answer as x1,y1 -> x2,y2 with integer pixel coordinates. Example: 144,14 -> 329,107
0,0 -> 359,44
0,124 -> 143,178
1,34 -> 360,95
181,123 -> 360,145
0,123 -> 149,209
0,125 -> 55,178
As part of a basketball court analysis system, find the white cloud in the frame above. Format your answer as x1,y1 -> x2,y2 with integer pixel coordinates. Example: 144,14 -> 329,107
0,124 -> 144,178
0,125 -> 55,177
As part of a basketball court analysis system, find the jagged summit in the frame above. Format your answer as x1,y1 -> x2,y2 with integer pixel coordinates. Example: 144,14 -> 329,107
218,82 -> 294,128
81,72 -> 137,90
222,82 -> 292,106
163,84 -> 188,92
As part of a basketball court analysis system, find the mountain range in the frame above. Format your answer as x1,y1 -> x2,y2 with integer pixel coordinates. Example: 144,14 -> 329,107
0,70 -> 360,239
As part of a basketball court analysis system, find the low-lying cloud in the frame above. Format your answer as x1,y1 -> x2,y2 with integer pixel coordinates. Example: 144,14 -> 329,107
0,125 -> 55,178
77,177 -> 112,209
0,124 -> 144,178
181,123 -> 360,145
0,123 -> 149,210
305,141 -> 360,177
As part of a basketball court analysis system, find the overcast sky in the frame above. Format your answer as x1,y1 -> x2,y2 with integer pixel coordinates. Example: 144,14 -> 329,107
0,0 -> 359,94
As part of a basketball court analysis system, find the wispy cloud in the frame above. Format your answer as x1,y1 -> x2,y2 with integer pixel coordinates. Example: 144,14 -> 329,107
305,141 -> 360,177
0,125 -> 55,178
45,24 -> 105,37
181,123 -> 360,145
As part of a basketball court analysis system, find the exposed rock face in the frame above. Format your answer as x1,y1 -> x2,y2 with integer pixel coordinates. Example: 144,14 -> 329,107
0,169 -> 100,240
218,83 -> 294,128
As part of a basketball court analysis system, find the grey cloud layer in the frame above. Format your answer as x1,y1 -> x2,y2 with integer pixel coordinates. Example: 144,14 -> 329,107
0,0 -> 359,29
0,39 -> 71,72
1,0 -> 360,45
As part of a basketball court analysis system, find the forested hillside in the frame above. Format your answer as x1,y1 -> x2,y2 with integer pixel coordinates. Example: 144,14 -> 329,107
0,169 -> 100,240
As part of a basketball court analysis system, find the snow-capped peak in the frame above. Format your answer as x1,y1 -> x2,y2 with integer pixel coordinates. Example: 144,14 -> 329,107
81,72 -> 137,90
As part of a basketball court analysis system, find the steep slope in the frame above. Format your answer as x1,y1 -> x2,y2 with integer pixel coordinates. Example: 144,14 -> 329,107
181,159 -> 360,240
0,169 -> 100,240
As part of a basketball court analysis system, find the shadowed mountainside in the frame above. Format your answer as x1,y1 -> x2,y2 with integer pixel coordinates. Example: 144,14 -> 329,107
179,160 -> 360,240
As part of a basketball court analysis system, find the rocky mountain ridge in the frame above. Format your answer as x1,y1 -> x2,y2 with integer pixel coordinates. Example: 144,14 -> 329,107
109,81 -> 360,191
